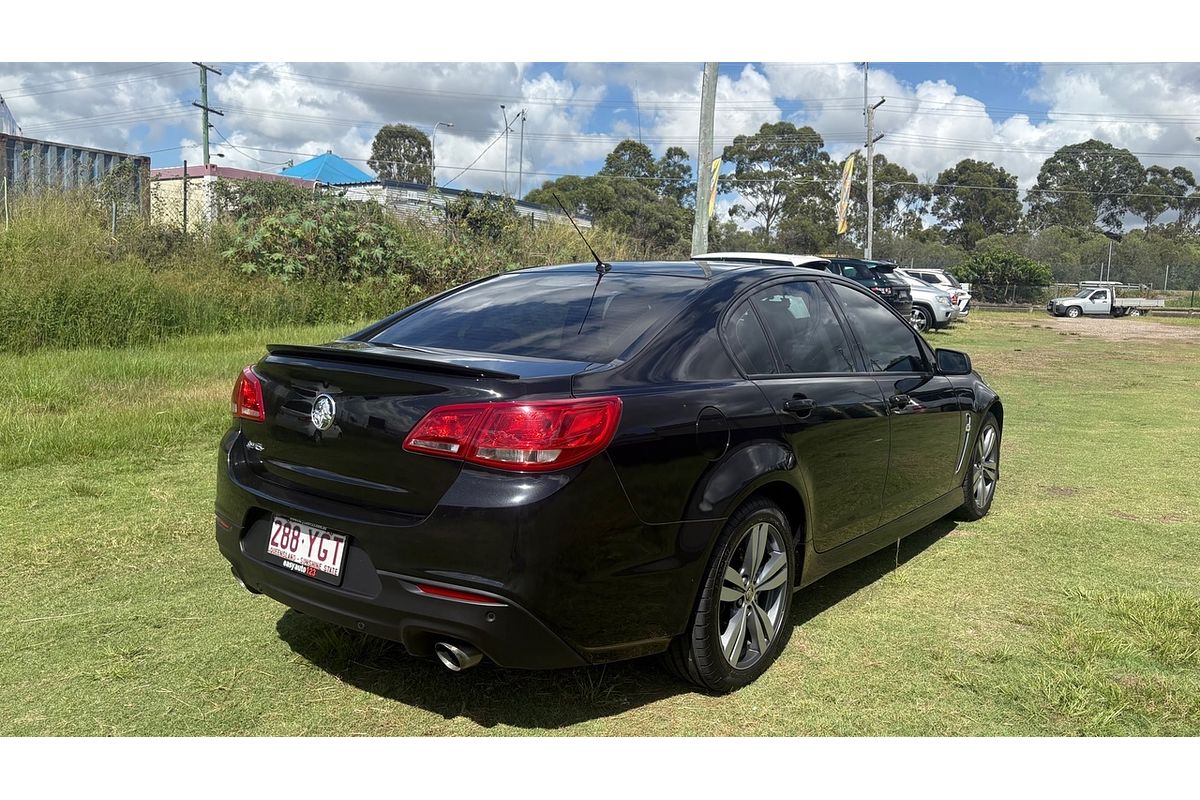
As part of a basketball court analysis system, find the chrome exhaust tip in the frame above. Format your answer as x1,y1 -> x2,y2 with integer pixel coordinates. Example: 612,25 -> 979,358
434,641 -> 482,672
231,567 -> 260,595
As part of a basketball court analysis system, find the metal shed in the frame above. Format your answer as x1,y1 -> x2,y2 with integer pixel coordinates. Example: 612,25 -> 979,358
0,133 -> 151,215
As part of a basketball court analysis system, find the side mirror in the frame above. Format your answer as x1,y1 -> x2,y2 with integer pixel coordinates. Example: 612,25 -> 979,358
936,348 -> 972,376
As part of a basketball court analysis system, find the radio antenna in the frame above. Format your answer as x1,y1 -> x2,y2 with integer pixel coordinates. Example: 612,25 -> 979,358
552,193 -> 610,275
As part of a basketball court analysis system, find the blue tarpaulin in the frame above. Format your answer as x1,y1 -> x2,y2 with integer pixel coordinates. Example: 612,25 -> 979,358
281,151 -> 375,185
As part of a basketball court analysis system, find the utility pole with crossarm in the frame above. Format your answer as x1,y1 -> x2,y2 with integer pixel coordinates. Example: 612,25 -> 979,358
192,63 -> 224,167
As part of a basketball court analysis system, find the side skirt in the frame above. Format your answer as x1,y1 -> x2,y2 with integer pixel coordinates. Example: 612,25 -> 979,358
796,488 -> 964,589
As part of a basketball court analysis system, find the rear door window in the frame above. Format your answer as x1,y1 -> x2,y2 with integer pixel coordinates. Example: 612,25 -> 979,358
745,281 -> 856,374
724,300 -> 778,375
371,271 -> 701,363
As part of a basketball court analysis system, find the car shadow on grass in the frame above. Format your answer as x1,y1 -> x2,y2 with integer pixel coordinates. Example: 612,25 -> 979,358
793,518 -> 959,626
275,517 -> 958,730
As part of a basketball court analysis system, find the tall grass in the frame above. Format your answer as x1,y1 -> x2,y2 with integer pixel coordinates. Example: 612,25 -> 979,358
0,190 -> 662,354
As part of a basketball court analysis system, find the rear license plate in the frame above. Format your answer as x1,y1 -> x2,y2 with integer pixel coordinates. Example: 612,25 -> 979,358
265,516 -> 348,586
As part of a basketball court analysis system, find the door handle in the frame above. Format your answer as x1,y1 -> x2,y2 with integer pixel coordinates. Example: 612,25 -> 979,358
888,394 -> 911,411
782,396 -> 816,417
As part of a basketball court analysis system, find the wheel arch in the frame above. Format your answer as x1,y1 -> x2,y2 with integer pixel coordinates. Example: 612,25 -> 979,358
982,399 -> 1004,479
731,480 -> 809,586
986,398 -> 1004,432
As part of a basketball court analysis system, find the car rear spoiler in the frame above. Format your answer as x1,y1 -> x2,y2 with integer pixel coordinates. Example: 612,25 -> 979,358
265,343 -> 521,380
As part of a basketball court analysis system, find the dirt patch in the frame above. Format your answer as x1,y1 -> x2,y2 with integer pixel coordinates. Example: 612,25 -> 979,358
1157,514 -> 1187,524
1045,486 -> 1079,497
1110,511 -> 1140,522
1007,315 -> 1200,343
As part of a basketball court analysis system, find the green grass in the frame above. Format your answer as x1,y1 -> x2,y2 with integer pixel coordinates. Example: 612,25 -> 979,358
1,312 -> 1198,735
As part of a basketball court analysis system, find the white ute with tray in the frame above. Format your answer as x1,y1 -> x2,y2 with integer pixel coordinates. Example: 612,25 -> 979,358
1047,283 -> 1165,318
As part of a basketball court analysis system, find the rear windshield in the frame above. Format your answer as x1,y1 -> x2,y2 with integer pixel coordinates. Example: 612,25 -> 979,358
869,267 -> 907,287
942,272 -> 962,288
836,263 -> 879,283
370,271 -> 700,363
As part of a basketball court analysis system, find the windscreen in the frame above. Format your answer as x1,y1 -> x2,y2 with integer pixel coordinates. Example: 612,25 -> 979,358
870,267 -> 908,288
370,271 -> 701,363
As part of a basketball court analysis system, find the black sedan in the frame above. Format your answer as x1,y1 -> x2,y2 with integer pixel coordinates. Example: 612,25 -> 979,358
215,260 -> 1002,692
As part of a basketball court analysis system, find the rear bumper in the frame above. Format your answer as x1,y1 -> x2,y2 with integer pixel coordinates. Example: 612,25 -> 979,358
214,429 -> 697,669
218,519 -> 587,668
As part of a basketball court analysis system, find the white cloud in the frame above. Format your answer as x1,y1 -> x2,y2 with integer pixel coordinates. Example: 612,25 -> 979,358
4,61 -> 1200,216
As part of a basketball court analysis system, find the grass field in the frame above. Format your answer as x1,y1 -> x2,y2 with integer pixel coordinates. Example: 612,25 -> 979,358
1,312 -> 1197,736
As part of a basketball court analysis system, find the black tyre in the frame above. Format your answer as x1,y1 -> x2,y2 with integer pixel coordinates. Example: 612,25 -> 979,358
911,305 -> 932,332
955,412 -> 1000,522
1066,306 -> 1082,318
666,497 -> 796,692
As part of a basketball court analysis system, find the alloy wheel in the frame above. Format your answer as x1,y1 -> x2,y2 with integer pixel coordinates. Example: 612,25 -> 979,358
911,307 -> 930,332
972,425 -> 999,509
718,521 -> 789,670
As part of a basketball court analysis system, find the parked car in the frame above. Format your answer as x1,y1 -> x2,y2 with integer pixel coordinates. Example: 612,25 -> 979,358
216,260 -> 1003,692
693,251 -> 831,271
1046,285 -> 1164,318
898,268 -> 971,318
826,258 -> 914,320
894,271 -> 959,332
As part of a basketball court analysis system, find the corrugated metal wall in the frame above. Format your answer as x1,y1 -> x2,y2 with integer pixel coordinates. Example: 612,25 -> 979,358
0,134 -> 150,215
0,95 -> 18,136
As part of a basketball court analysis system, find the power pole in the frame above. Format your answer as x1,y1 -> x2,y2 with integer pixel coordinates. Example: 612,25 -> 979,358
517,109 -> 526,199
691,61 -> 719,257
192,62 -> 223,167
863,63 -> 885,260
500,105 -> 511,196
182,160 -> 188,236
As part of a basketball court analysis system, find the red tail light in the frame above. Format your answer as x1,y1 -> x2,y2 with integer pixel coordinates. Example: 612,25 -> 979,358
404,397 -> 622,472
231,366 -> 265,422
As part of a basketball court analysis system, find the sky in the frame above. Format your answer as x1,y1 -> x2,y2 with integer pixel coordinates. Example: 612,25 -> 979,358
2,61 -> 1200,224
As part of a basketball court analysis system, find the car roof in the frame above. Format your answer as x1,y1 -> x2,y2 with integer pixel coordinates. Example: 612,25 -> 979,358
510,260 -> 872,290
693,252 -> 831,269
828,256 -> 898,268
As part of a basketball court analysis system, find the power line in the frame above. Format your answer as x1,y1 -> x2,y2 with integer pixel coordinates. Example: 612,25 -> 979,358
20,103 -> 189,133
0,62 -> 165,95
1,66 -> 192,100
211,126 -> 292,167
438,128 -> 509,189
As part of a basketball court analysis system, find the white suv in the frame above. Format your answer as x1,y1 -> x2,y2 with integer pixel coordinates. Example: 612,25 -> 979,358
898,268 -> 971,317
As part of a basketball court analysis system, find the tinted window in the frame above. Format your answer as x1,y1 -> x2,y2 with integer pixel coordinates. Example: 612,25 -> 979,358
870,268 -> 906,288
747,282 -> 856,374
837,263 -> 873,281
371,271 -> 700,363
831,284 -> 927,373
724,300 -> 777,374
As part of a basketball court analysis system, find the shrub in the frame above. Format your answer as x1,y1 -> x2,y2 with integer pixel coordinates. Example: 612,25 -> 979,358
955,247 -> 1053,303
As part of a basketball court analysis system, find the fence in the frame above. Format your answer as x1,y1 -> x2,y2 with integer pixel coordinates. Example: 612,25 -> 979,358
1,133 -> 149,216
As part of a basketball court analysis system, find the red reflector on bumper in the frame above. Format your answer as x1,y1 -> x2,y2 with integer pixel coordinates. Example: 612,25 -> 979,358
415,583 -> 506,606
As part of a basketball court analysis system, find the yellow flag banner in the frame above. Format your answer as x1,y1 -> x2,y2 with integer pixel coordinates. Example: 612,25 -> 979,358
836,154 -> 856,236
707,158 -> 722,219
